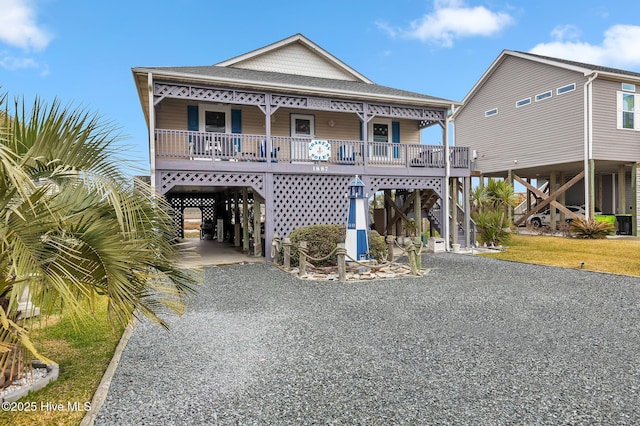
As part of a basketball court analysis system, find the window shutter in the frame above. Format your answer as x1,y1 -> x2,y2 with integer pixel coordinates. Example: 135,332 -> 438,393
231,109 -> 242,151
392,121 -> 400,158
187,105 -> 199,131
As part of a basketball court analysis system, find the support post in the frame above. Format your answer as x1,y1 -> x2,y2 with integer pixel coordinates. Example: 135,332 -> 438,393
337,242 -> 346,282
242,188 -> 249,252
298,241 -> 307,277
559,172 -> 566,223
253,197 -> 262,257
619,164 -> 626,214
234,191 -> 241,247
414,189 -> 422,238
386,235 -> 395,262
450,177 -> 458,246
550,172 -> 557,230
633,163 -> 638,236
283,237 -> 291,270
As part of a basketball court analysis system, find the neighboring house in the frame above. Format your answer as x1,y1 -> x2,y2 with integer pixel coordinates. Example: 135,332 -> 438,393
132,34 -> 472,260
453,50 -> 640,235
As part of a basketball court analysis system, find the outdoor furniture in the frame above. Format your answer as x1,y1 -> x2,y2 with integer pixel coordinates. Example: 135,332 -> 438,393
338,145 -> 356,164
259,140 -> 280,162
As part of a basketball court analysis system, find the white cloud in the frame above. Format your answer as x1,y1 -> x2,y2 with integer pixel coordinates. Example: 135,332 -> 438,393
550,24 -> 581,41
378,0 -> 514,47
530,24 -> 640,68
0,0 -> 52,51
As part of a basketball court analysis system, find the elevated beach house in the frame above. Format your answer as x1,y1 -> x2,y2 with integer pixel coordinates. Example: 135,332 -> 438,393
132,34 -> 472,260
453,50 -> 640,235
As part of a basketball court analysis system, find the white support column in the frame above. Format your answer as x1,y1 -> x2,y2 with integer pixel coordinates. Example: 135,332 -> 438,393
242,188 -> 249,252
147,72 -> 156,190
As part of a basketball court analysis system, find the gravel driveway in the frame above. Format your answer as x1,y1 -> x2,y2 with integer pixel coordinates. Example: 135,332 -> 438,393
95,254 -> 640,425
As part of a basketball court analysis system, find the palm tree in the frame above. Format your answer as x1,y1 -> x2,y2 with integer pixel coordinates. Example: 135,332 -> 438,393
0,92 -> 199,385
471,178 -> 518,246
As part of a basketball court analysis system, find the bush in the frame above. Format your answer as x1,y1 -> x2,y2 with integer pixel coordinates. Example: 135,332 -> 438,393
570,217 -> 614,239
472,209 -> 513,246
287,224 -> 345,267
368,230 -> 388,262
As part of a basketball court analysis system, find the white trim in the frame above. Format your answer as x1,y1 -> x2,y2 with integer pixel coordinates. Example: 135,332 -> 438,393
199,104 -> 231,133
516,97 -> 531,108
617,91 -> 640,131
535,90 -> 552,102
290,113 -> 315,138
557,83 -> 576,95
622,83 -> 636,92
484,108 -> 498,117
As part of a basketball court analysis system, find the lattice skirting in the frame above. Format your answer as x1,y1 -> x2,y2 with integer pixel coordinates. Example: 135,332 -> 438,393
159,171 -> 265,197
272,175 -> 444,238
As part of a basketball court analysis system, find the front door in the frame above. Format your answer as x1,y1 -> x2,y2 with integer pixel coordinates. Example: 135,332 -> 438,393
370,120 -> 391,160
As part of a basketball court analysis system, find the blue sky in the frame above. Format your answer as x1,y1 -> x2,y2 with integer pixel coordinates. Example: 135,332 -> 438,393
2,0 -> 640,175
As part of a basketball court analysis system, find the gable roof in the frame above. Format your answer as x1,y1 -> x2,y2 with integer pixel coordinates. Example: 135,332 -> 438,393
132,34 -> 457,108
454,49 -> 640,117
215,33 -> 374,84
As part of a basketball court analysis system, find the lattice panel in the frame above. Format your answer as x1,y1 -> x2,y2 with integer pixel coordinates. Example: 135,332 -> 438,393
273,174 -> 352,238
154,83 -> 267,107
368,177 -> 444,199
271,95 -> 307,108
190,87 -> 234,102
159,172 -> 264,196
331,100 -> 364,113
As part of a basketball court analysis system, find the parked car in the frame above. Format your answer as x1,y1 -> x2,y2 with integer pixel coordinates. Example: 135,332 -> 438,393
527,205 -> 602,228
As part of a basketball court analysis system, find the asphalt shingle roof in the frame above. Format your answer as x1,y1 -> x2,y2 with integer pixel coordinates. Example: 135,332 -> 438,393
141,64 -> 456,105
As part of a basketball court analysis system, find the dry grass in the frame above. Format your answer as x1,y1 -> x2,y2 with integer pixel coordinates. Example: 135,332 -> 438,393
0,298 -> 124,426
482,234 -> 640,276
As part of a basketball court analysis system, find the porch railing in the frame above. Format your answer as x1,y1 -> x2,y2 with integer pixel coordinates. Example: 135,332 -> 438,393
154,129 -> 470,168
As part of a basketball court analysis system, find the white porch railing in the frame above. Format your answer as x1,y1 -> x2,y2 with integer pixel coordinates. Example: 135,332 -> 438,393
154,129 -> 470,168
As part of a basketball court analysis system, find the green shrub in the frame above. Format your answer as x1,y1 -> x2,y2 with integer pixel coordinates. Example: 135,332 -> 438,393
368,230 -> 388,262
472,209 -> 513,246
570,217 -> 614,239
287,224 -> 345,267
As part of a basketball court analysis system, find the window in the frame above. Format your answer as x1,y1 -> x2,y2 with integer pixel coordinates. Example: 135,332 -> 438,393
557,83 -> 576,95
516,98 -> 531,108
622,83 -> 636,92
535,91 -> 552,102
485,108 -> 498,117
290,114 -> 315,138
199,105 -> 230,133
619,92 -> 638,130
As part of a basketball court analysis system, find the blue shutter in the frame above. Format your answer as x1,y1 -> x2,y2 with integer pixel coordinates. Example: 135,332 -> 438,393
231,109 -> 242,151
392,121 -> 400,158
187,106 -> 199,131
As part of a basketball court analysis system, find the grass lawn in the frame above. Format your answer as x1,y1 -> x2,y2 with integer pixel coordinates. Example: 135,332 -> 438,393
0,298 -> 125,426
481,234 -> 640,276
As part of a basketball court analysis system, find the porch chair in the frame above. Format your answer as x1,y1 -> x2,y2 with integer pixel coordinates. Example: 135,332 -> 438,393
338,145 -> 356,165
259,140 -> 280,162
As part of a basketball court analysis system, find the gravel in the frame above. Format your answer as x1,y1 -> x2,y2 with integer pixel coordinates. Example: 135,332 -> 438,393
95,254 -> 640,425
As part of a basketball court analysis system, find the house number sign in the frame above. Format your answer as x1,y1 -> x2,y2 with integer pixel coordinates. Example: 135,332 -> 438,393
309,139 -> 331,161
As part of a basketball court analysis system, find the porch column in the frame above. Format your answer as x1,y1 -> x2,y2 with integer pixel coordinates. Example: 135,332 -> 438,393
589,159 -> 596,217
549,172 -> 557,229
618,164 -> 626,214
414,189 -> 422,239
264,174 -> 275,262
506,170 -> 514,223
385,189 -> 393,235
253,194 -> 263,256
450,177 -> 458,246
147,72 -> 156,190
463,176 -> 471,248
633,163 -> 638,236
559,172 -> 566,223
242,188 -> 249,252
234,191 -> 241,247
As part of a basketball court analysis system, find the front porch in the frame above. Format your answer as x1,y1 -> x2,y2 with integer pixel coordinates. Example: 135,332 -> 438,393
155,129 -> 470,175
